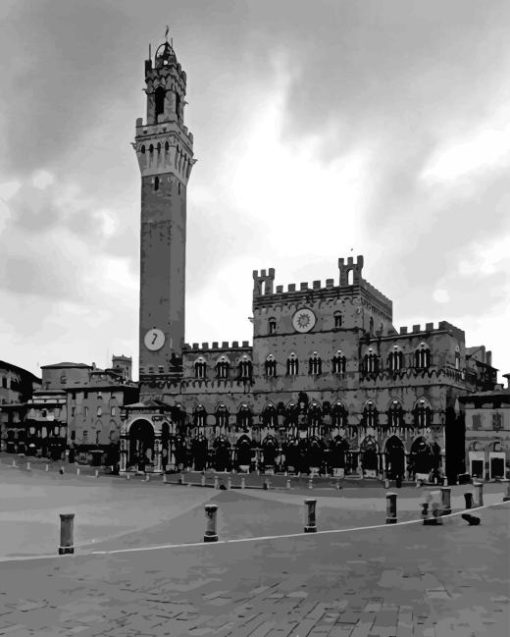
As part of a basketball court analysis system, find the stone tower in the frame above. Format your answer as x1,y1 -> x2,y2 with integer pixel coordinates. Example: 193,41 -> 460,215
133,38 -> 194,378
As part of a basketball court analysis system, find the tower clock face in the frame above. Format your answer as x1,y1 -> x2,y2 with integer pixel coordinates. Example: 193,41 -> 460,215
292,308 -> 316,333
144,328 -> 165,351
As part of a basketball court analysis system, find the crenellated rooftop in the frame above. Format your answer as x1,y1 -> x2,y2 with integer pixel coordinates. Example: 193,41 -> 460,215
183,340 -> 252,352
394,321 -> 465,338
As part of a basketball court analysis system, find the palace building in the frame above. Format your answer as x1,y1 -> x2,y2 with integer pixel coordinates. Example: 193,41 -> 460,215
121,37 -> 499,482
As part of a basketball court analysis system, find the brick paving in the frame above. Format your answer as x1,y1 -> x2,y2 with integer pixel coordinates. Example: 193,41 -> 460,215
0,503 -> 508,636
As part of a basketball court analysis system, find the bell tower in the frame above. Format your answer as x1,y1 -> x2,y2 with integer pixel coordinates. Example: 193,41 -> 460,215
133,36 -> 194,379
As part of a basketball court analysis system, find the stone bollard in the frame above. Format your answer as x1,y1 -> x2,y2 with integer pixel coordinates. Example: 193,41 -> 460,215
473,482 -> 484,507
11,459 -> 16,468
26,462 -> 31,471
431,500 -> 443,524
308,478 -> 313,490
421,501 -> 429,521
214,475 -> 220,489
440,486 -> 451,515
227,477 -> 232,490
59,467 -> 64,475
502,480 -> 510,502
335,480 -> 341,491
162,473 -> 167,483
443,476 -> 448,486
95,469 -> 99,479
145,473 -> 150,482
240,476 -> 246,489
464,492 -> 473,509
304,498 -> 317,533
126,473 -> 130,480
201,474 -> 206,487
204,504 -> 218,542
384,478 -> 390,489
45,464 -> 49,472
76,467 -> 80,476
286,479 -> 291,490
178,474 -> 184,485
386,492 -> 397,524
58,513 -> 75,555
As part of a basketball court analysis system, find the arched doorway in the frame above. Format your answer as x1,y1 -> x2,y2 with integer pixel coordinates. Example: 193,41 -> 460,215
161,422 -> 170,472
214,437 -> 231,471
173,434 -> 187,470
129,419 -> 154,471
331,437 -> 349,476
360,436 -> 378,477
191,435 -> 208,471
385,436 -> 405,479
262,436 -> 278,471
410,437 -> 433,477
236,436 -> 252,471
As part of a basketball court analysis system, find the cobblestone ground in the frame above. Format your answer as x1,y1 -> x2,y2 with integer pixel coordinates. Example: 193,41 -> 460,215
0,504 -> 508,636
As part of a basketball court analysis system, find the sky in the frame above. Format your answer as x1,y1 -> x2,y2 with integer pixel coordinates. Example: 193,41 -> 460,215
1,0 -> 510,380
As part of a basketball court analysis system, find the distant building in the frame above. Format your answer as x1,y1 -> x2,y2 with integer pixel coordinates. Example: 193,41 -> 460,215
4,359 -> 138,465
121,39 -> 499,481
0,360 -> 41,453
107,355 -> 133,382
460,376 -> 510,480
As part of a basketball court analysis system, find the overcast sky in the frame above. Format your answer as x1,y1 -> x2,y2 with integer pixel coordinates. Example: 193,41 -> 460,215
1,0 -> 509,380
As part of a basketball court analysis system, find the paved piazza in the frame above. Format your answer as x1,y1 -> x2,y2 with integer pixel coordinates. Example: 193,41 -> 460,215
0,464 -> 508,636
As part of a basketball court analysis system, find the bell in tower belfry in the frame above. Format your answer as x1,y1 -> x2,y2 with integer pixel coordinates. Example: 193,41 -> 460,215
133,31 -> 195,380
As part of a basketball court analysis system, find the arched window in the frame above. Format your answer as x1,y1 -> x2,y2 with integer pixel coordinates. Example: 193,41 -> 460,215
331,401 -> 347,428
414,399 -> 431,428
97,407 -> 102,417
415,343 -> 431,369
334,311 -> 343,328
216,356 -> 230,379
194,357 -> 207,379
141,145 -> 146,154
262,404 -> 277,427
388,346 -> 403,371
308,352 -> 322,375
264,354 -> 277,377
287,353 -> 299,376
175,91 -> 181,117
268,318 -> 277,334
194,405 -> 207,428
155,86 -> 165,118
363,401 -> 378,428
363,348 -> 379,373
332,350 -> 347,374
154,176 -> 160,191
237,404 -> 252,430
165,141 -> 170,153
238,356 -> 253,380
215,404 -> 229,429
369,316 -> 374,334
387,400 -> 404,428
454,346 -> 460,370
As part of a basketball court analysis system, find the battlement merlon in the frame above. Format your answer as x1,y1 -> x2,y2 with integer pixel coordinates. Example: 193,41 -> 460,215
395,321 -> 465,339
338,255 -> 364,286
253,268 -> 276,297
183,340 -> 252,354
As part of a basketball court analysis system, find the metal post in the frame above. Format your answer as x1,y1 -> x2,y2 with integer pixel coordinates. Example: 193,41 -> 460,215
473,482 -> 484,507
204,504 -> 218,542
241,475 -> 246,489
308,478 -> 313,490
95,469 -> 99,479
386,492 -> 397,524
227,476 -> 232,490
384,478 -> 390,489
304,498 -> 317,533
26,462 -> 31,471
162,473 -> 167,483
11,458 -> 16,468
201,474 -> 206,487
45,463 -> 49,472
440,486 -> 451,515
214,475 -> 219,489
286,479 -> 291,490
76,467 -> 80,476
145,473 -> 150,482
179,473 -> 185,485
58,513 -> 75,555
263,478 -> 270,490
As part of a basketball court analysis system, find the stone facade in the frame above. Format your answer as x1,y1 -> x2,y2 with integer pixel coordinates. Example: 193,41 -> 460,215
460,382 -> 510,480
122,40 -> 499,481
